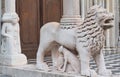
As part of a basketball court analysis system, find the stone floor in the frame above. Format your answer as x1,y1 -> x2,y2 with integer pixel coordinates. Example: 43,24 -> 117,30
28,53 -> 120,75
90,54 -> 120,75
0,74 -> 11,77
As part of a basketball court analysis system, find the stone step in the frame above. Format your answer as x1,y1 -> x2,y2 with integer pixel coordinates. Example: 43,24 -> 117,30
0,54 -> 120,77
0,65 -> 119,77
28,54 -> 120,75
0,74 -> 12,77
0,65 -> 83,77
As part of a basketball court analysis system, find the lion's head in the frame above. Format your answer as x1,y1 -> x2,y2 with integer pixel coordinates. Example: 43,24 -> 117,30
77,5 -> 114,52
87,5 -> 114,30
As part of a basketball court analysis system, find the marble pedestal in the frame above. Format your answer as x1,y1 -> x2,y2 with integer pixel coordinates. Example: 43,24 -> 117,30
0,0 -> 27,66
0,54 -> 27,66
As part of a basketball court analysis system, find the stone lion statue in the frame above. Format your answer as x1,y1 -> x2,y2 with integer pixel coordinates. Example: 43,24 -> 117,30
36,5 -> 114,76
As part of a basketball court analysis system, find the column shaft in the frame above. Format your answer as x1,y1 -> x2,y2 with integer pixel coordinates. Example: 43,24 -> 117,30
63,0 -> 80,18
81,0 -> 85,18
0,0 -> 1,53
94,0 -> 98,5
60,0 -> 82,26
104,0 -> 111,52
112,0 -> 119,53
5,0 -> 15,13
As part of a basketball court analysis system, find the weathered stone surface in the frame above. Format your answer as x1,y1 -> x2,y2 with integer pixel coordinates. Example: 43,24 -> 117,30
0,65 -> 83,77
0,65 -> 119,77
56,46 -> 80,73
0,74 -> 12,77
36,5 -> 114,76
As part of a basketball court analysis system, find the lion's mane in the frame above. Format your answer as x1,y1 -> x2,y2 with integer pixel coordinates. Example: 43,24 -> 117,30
77,6 -> 105,55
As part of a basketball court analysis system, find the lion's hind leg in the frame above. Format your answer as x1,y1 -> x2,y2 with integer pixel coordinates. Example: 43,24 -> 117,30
36,43 -> 50,71
36,34 -> 54,71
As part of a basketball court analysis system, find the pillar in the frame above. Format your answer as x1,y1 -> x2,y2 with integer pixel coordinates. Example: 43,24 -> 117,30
98,0 -> 104,7
81,0 -> 86,19
86,0 -> 90,11
60,0 -> 82,25
89,0 -> 93,7
94,0 -> 98,5
103,0 -> 113,53
112,0 -> 119,53
0,0 -> 1,53
0,0 -> 27,66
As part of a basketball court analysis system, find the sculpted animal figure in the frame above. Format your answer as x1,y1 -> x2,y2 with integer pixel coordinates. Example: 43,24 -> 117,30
56,46 -> 80,73
36,5 -> 114,76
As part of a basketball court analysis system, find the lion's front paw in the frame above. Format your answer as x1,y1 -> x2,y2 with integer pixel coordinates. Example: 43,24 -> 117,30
90,70 -> 98,77
98,69 -> 112,76
36,62 -> 50,71
57,68 -> 64,72
81,69 -> 90,76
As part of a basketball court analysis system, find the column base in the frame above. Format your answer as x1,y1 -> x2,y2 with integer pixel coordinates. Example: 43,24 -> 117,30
60,17 -> 82,29
102,47 -> 117,54
0,64 -> 117,77
0,54 -> 27,66
60,17 -> 82,23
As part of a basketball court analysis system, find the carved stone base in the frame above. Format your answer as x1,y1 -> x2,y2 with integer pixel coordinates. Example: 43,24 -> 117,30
0,64 -> 117,77
0,54 -> 27,66
102,47 -> 117,54
60,17 -> 82,27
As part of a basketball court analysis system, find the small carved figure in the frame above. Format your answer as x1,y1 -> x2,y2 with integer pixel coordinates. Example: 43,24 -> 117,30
1,13 -> 21,54
55,51 -> 64,71
37,5 -> 113,76
56,46 -> 80,74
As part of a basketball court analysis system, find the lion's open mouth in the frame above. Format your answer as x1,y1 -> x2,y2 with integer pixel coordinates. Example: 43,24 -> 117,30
104,18 -> 114,24
104,17 -> 114,25
102,17 -> 114,29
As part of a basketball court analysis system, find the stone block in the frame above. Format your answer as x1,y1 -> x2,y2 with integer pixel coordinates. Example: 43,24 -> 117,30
0,64 -> 119,77
0,74 -> 12,77
0,54 -> 27,66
